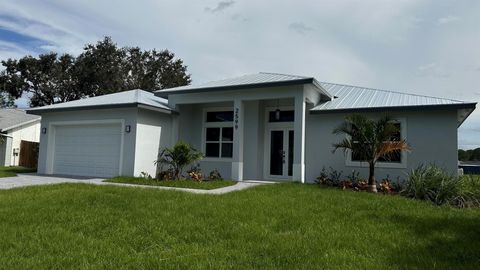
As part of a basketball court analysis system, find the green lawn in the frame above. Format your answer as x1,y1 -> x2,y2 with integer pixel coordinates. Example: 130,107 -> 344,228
105,176 -> 237,190
0,183 -> 479,269
0,166 -> 36,178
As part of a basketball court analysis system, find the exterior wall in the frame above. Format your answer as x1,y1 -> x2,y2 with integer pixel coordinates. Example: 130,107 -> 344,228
37,108 -> 138,176
134,108 -> 173,177
304,109 -> 459,183
6,121 -> 40,166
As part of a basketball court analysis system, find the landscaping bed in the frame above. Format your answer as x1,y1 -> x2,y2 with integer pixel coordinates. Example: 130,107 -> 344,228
0,166 -> 37,178
316,166 -> 480,208
105,176 -> 236,190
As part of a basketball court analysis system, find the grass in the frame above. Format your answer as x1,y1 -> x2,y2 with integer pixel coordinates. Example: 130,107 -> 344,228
0,166 -> 36,178
0,183 -> 479,269
105,176 -> 237,190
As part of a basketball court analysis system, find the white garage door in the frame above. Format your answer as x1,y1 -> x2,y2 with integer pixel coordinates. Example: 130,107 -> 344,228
53,123 -> 122,178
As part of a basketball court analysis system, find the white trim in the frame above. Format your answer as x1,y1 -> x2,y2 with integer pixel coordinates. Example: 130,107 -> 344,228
46,119 -> 125,176
345,118 -> 408,169
201,107 -> 234,161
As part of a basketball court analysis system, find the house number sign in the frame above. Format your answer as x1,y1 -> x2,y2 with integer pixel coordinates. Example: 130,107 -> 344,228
234,107 -> 239,130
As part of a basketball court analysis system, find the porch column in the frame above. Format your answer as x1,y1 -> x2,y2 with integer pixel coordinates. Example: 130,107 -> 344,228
293,94 -> 306,183
232,99 -> 244,181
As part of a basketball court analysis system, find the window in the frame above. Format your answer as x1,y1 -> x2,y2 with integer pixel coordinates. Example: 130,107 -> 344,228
351,122 -> 402,163
206,111 -> 233,122
268,110 -> 294,122
204,110 -> 234,158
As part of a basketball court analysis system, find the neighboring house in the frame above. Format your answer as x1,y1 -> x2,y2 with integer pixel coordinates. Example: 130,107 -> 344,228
459,161 -> 480,175
27,73 -> 477,182
0,109 -> 41,166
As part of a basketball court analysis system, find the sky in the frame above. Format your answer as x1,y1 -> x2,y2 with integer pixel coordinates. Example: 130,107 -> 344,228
0,0 -> 479,149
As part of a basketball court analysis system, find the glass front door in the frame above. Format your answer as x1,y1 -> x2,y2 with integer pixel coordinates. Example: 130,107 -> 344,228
269,129 -> 294,178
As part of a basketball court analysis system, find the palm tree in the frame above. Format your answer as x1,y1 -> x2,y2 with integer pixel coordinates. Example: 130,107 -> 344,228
332,114 -> 411,192
155,141 -> 203,180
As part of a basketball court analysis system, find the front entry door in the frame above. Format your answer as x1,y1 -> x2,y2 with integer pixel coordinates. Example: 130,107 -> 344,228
268,129 -> 294,179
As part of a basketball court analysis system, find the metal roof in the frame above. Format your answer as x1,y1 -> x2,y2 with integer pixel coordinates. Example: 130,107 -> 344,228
27,89 -> 171,115
0,109 -> 40,132
156,72 -> 332,98
312,82 -> 475,111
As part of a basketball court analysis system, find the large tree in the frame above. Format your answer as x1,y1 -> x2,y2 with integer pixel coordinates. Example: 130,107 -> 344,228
0,37 -> 191,107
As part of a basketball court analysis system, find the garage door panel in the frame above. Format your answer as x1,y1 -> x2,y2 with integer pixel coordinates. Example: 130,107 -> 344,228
52,123 -> 122,178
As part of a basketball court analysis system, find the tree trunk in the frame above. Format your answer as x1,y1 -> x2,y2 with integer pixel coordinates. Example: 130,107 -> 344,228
367,162 -> 377,193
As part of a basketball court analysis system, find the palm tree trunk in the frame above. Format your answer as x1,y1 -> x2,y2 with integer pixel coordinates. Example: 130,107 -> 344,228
367,162 -> 377,193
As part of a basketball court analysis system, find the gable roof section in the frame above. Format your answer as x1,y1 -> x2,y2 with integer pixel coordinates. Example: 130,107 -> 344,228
156,72 -> 332,99
0,109 -> 40,132
27,89 -> 172,115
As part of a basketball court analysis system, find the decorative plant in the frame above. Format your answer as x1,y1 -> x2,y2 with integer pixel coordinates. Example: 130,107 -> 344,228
328,167 -> 343,186
157,169 -> 175,181
316,167 -> 343,187
315,167 -> 329,185
208,169 -> 222,181
155,141 -> 203,180
139,171 -> 152,180
187,165 -> 203,181
379,179 -> 393,194
332,114 -> 411,192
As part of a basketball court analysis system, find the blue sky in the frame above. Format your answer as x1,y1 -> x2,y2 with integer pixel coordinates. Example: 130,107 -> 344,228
0,0 -> 479,148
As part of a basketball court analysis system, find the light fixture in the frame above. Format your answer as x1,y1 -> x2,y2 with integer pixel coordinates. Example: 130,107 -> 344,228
125,125 -> 131,133
41,127 -> 47,134
275,99 -> 281,121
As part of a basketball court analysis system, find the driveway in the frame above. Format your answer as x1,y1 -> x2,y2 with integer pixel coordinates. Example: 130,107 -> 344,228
0,174 -> 269,194
0,173 -> 105,190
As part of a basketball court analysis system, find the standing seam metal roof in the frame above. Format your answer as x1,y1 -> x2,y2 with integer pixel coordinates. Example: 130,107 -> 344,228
312,82 -> 473,111
27,89 -> 171,114
155,72 -> 312,93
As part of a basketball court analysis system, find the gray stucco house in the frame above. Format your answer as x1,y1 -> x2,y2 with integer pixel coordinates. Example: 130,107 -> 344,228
27,73 -> 477,182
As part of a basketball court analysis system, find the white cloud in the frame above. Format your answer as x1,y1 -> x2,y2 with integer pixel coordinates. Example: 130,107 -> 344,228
438,15 -> 460,25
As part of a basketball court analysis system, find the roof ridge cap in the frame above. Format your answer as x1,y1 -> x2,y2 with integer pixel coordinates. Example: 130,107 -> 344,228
259,72 -> 311,79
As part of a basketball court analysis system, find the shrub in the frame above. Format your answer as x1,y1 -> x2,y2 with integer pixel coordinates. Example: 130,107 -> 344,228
139,172 -> 152,180
315,167 -> 343,187
187,165 -> 203,181
208,169 -> 222,181
155,141 -> 203,180
401,165 -> 480,207
156,169 -> 175,181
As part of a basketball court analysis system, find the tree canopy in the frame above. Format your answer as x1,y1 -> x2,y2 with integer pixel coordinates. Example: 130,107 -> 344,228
0,37 -> 191,107
458,148 -> 480,161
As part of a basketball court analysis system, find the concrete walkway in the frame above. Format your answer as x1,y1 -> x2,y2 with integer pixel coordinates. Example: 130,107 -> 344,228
0,174 -> 269,194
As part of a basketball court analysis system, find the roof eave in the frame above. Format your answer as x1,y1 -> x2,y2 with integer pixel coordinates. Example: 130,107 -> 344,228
0,118 -> 41,132
310,102 -> 477,115
26,102 -> 172,115
155,78 -> 317,98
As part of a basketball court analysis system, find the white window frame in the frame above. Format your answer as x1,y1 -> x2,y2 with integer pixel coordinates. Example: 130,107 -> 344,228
345,118 -> 407,169
202,107 -> 234,162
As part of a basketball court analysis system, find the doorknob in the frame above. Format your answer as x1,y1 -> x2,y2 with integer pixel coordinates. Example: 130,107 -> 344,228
282,151 -> 286,164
